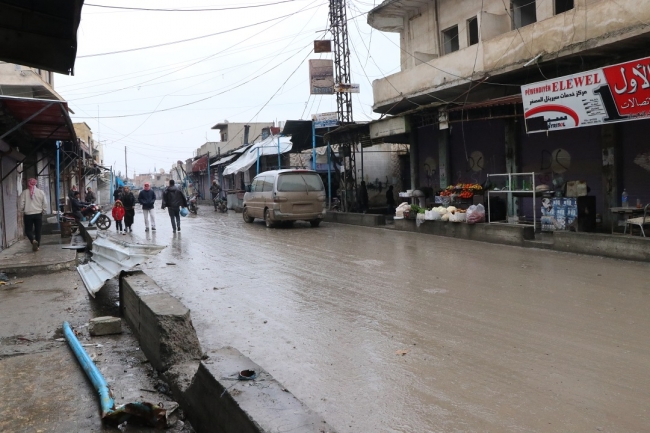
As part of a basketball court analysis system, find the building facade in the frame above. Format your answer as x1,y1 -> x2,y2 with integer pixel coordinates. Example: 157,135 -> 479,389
365,0 -> 650,227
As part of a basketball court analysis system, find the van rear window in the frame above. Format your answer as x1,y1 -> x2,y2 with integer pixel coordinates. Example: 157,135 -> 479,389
277,173 -> 324,192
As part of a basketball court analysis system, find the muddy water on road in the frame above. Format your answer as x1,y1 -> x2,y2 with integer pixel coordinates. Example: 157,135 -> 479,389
134,209 -> 650,432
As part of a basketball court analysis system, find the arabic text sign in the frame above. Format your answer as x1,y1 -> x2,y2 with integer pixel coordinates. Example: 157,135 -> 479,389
309,59 -> 334,95
521,56 -> 650,133
312,112 -> 339,128
334,83 -> 360,93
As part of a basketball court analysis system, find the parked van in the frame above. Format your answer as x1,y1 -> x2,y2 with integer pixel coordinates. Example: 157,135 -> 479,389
243,169 -> 326,227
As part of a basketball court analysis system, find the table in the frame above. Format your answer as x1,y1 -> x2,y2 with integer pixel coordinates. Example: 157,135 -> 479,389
609,207 -> 645,233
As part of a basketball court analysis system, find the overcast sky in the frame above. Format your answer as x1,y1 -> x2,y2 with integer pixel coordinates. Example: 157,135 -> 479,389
55,0 -> 399,177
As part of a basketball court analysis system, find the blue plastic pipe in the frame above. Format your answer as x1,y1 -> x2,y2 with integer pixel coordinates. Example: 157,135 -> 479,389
56,141 -> 61,230
63,321 -> 115,417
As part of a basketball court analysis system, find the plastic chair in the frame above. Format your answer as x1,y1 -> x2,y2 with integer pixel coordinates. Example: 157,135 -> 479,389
624,204 -> 650,237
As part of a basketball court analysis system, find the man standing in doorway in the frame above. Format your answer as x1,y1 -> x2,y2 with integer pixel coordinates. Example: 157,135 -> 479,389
161,179 -> 187,233
138,182 -> 156,232
85,186 -> 96,203
19,178 -> 47,252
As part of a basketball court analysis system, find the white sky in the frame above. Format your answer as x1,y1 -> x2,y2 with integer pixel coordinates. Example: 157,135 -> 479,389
55,0 -> 400,177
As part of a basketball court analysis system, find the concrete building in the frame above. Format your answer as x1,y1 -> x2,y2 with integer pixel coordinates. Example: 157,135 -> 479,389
361,0 -> 650,229
208,121 -> 275,155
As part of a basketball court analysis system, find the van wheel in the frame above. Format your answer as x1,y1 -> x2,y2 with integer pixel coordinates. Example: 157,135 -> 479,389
243,207 -> 254,223
265,209 -> 275,228
310,219 -> 321,228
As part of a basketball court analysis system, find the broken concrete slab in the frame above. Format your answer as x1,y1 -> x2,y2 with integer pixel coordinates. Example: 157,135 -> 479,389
166,347 -> 336,433
119,270 -> 202,372
89,316 -> 122,336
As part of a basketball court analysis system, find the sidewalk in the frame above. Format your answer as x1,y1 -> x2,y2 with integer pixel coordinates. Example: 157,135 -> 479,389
0,236 -> 193,432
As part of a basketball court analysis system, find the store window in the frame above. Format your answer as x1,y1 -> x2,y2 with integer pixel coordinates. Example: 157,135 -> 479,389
467,16 -> 479,46
442,25 -> 459,55
511,0 -> 537,29
555,0 -> 574,14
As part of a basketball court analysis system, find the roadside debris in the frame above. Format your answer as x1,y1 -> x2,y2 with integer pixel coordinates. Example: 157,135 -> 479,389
89,316 -> 122,336
63,321 -> 168,428
395,350 -> 409,356
77,236 -> 165,297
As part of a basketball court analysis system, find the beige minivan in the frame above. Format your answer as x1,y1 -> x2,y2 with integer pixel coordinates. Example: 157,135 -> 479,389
242,169 -> 326,227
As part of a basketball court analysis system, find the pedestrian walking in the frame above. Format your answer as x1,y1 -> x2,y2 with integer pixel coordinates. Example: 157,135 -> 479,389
85,186 -> 96,203
113,186 -> 123,203
138,182 -> 156,232
112,200 -> 125,234
359,181 -> 369,214
121,186 -> 136,232
19,178 -> 47,252
161,179 -> 188,233
386,185 -> 396,216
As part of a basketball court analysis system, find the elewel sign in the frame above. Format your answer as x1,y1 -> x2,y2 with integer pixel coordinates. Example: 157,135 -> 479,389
521,56 -> 650,133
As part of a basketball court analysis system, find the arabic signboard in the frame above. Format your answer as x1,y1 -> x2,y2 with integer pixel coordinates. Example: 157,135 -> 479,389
309,59 -> 334,95
334,83 -> 360,93
522,56 -> 650,133
314,40 -> 332,53
369,116 -> 409,139
312,112 -> 339,128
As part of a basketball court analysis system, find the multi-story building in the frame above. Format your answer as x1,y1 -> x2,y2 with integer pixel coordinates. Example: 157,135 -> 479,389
363,0 -> 650,228
208,121 -> 275,154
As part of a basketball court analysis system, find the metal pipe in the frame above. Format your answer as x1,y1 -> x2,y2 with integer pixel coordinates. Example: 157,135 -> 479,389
257,147 -> 260,174
327,141 -> 332,210
312,122 -> 317,171
63,321 -> 115,417
110,168 -> 114,204
207,151 -> 210,198
56,141 -> 61,229
277,135 -> 281,169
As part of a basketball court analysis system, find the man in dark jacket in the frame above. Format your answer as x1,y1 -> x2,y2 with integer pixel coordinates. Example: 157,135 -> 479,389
113,186 -> 123,202
71,192 -> 92,222
161,179 -> 188,232
386,185 -> 396,215
138,182 -> 156,232
359,181 -> 369,214
85,187 -> 96,203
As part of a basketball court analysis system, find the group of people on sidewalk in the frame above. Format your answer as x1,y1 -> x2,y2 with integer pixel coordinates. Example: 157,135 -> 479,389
112,180 -> 188,234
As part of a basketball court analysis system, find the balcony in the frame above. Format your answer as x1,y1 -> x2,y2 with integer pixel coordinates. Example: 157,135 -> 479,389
372,0 -> 650,113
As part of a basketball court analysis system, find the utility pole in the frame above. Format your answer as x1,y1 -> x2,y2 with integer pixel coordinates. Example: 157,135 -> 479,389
124,147 -> 128,182
329,0 -> 356,211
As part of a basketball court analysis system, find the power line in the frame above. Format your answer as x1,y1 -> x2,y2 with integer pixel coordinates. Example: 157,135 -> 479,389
78,2 -> 326,58
85,0 -> 307,12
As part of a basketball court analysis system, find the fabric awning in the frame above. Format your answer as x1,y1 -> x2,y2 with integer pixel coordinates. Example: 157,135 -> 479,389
192,155 -> 208,172
223,136 -> 292,176
0,95 -> 77,141
210,153 -> 237,167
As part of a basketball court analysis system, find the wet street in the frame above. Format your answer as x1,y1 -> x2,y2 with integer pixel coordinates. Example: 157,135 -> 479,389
123,207 -> 650,433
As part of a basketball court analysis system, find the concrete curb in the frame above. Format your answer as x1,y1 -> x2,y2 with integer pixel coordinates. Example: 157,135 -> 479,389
324,211 -> 386,227
0,259 -> 76,276
553,231 -> 650,262
166,349 -> 336,433
119,270 -> 203,372
118,270 -> 336,433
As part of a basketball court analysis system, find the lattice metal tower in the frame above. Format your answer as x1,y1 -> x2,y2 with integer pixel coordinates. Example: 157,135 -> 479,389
329,0 -> 356,210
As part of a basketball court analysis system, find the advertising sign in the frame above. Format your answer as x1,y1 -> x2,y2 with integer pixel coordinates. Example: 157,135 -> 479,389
314,40 -> 332,53
334,83 -> 360,93
312,112 -> 339,129
522,56 -> 650,133
309,59 -> 334,95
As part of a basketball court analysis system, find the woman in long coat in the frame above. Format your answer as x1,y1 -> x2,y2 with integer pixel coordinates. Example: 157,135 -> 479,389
121,186 -> 137,232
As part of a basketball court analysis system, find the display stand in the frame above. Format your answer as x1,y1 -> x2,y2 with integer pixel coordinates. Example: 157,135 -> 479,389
487,172 -> 537,227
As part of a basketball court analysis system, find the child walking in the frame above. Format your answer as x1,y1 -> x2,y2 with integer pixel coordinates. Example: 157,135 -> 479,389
112,200 -> 126,234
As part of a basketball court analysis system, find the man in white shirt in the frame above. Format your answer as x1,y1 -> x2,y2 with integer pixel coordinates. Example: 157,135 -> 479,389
19,178 -> 47,251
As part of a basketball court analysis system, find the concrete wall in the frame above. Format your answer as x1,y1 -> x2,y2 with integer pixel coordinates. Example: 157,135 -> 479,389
393,218 -> 536,245
0,62 -> 61,100
371,0 -> 650,110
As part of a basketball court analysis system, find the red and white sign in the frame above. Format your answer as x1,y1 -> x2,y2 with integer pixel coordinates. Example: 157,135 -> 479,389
522,56 -> 650,133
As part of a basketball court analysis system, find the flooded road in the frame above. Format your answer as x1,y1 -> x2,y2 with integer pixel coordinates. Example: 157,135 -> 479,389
128,207 -> 650,432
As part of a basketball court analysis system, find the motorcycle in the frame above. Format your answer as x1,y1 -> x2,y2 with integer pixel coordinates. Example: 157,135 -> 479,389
213,196 -> 228,213
188,193 -> 199,214
63,203 -> 111,230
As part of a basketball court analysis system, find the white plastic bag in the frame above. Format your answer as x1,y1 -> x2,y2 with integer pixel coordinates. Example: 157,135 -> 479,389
466,204 -> 485,224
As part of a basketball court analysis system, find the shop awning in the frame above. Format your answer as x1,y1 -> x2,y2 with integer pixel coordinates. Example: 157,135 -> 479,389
210,153 -> 237,167
223,136 -> 292,176
0,0 -> 84,75
0,95 -> 77,142
192,155 -> 208,172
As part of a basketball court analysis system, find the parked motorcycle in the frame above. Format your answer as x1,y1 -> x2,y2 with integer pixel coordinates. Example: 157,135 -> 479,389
188,193 -> 199,214
213,196 -> 228,213
64,204 -> 111,230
